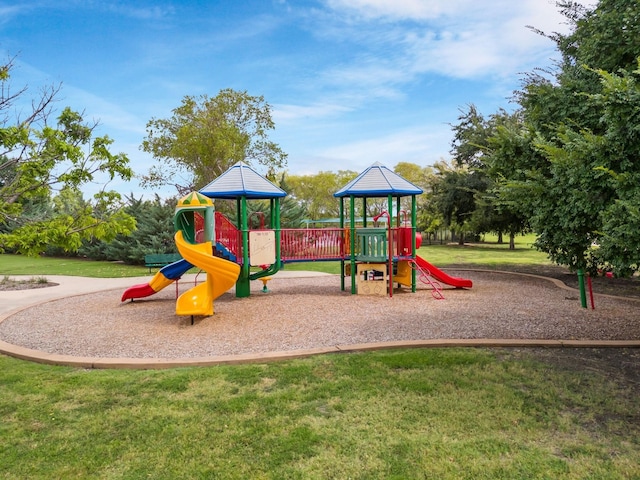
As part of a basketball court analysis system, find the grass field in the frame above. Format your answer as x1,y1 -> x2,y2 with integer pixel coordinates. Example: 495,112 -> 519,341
0,254 -> 151,277
1,349 -> 638,479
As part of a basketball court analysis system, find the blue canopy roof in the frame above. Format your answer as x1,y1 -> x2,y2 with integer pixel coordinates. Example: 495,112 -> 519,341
334,162 -> 423,198
199,161 -> 287,199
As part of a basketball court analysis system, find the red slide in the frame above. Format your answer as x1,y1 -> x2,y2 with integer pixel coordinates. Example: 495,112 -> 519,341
415,255 -> 473,289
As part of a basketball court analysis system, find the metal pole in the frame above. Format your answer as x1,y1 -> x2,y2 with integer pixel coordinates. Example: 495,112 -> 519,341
340,198 -> 345,291
577,269 -> 587,308
236,196 -> 251,298
411,195 -> 417,293
350,196 -> 356,294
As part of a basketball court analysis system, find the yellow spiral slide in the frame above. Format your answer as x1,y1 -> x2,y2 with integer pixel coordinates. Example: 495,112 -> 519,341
174,230 -> 241,317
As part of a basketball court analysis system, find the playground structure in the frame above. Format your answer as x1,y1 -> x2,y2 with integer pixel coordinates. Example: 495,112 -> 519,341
122,162 -> 472,320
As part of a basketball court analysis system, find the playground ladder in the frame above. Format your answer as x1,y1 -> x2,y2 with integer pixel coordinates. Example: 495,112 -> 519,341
409,260 -> 445,300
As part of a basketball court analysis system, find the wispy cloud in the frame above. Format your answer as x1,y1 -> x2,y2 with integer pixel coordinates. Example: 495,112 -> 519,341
274,102 -> 352,123
284,0 -> 590,115
0,3 -> 34,27
59,82 -> 148,137
325,0 -> 474,21
103,3 -> 175,21
319,124 -> 452,169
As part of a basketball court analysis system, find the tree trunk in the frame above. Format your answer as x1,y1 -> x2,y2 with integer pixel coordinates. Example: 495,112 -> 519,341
458,231 -> 465,245
509,232 -> 515,250
497,231 -> 503,244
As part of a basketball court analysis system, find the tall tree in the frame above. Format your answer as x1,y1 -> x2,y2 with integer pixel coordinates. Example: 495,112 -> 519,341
286,170 -> 357,220
430,161 -> 489,245
0,57 -> 135,256
81,194 -> 178,264
514,0 -> 640,275
448,106 -> 531,248
141,89 -> 287,194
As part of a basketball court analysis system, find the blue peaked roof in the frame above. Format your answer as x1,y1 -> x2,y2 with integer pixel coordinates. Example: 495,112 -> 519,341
199,161 -> 287,199
334,162 -> 423,198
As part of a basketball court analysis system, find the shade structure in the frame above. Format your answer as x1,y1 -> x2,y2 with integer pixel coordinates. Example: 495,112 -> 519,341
334,162 -> 423,198
199,161 -> 286,200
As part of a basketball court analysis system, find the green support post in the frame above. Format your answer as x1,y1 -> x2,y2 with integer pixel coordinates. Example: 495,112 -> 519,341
411,195 -> 417,293
340,198 -> 345,291
236,196 -> 251,298
350,196 -> 356,294
274,198 -> 281,270
577,269 -> 587,308
387,195 -> 393,297
204,205 -> 214,243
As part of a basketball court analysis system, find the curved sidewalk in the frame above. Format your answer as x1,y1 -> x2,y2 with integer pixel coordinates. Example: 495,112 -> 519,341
1,273 -> 639,369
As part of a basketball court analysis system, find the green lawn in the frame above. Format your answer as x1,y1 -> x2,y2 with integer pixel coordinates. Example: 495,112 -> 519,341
416,242 -> 552,268
0,254 -> 151,277
0,233 -> 548,278
1,349 -> 638,479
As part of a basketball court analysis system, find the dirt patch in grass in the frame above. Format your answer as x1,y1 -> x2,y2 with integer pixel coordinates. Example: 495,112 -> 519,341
0,278 -> 58,291
508,347 -> 640,387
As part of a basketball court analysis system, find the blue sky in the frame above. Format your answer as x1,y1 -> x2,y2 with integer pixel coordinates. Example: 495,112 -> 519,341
1,0 -> 594,197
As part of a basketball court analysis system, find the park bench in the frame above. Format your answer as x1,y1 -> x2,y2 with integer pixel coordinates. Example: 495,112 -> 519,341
144,253 -> 183,273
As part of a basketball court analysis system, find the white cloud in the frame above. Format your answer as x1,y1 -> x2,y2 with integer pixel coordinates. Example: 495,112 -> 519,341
324,0 -> 474,21
316,0 -> 596,83
0,4 -> 26,22
104,3 -> 175,21
63,84 -> 146,136
274,102 -> 352,123
318,124 -> 451,170
286,125 -> 451,176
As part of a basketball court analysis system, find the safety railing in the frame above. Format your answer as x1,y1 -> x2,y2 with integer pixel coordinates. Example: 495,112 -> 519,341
354,228 -> 388,262
215,212 -> 242,260
281,228 -> 345,262
214,213 -> 416,265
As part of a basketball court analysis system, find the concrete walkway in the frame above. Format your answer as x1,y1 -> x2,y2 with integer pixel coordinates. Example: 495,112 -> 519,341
0,275 -> 149,316
1,272 -> 639,369
0,271 -> 330,316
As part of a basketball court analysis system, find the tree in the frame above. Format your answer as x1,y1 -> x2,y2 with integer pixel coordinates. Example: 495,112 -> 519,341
234,173 -> 308,230
0,57 -> 135,256
391,162 -> 437,234
447,106 -> 531,248
80,194 -> 177,264
286,170 -> 357,220
480,112 -> 535,248
520,0 -> 640,138
592,64 -> 640,274
430,161 -> 489,245
513,0 -> 640,275
141,89 -> 288,194
277,174 -> 308,228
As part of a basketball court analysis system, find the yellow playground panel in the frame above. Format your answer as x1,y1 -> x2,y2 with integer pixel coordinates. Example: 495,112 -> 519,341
356,262 -> 388,296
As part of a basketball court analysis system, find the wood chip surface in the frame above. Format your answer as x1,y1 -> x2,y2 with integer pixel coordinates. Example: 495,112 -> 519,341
1,271 -> 638,359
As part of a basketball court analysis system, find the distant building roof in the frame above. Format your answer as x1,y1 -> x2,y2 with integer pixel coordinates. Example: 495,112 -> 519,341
334,162 -> 423,198
199,161 -> 287,199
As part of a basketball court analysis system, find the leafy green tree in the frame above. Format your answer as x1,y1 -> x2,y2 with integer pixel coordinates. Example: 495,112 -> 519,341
447,106 -> 531,248
277,174 -> 308,228
286,170 -> 357,220
479,112 -> 535,248
141,89 -> 287,194
81,194 -> 177,264
592,65 -> 640,274
519,0 -> 640,138
512,0 -> 640,274
430,161 -> 489,245
0,57 -> 135,256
